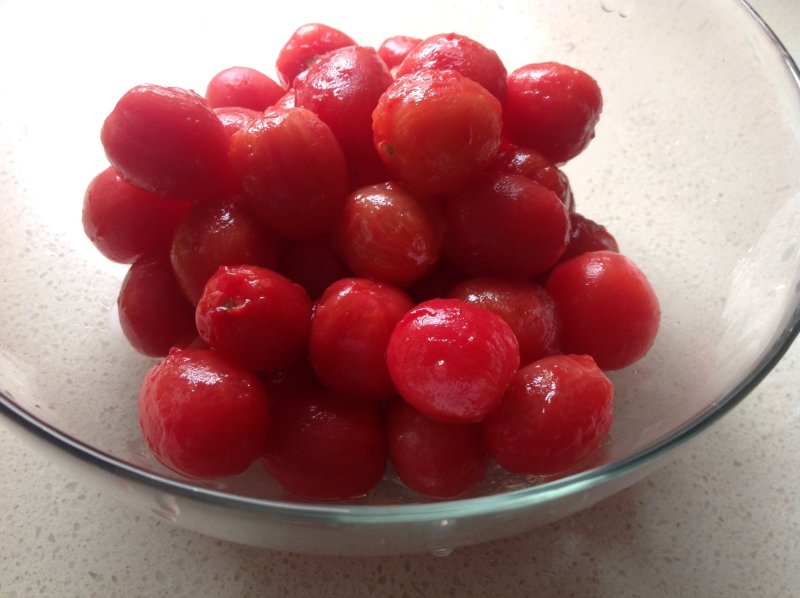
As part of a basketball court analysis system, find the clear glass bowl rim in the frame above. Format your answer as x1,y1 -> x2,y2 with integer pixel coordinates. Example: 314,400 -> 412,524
0,0 -> 798,526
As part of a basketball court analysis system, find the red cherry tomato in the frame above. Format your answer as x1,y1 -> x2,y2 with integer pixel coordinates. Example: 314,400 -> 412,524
117,254 -> 197,357
295,45 -> 393,182
386,399 -> 488,498
386,298 -> 520,423
82,167 -> 190,264
545,250 -> 660,370
262,387 -> 386,500
377,35 -> 421,69
230,107 -> 349,241
490,143 -> 574,211
372,68 -> 502,196
504,62 -> 603,164
205,66 -> 284,111
448,277 -> 560,365
333,182 -> 443,287
139,348 -> 270,478
275,23 -> 357,87
394,33 -> 507,102
446,173 -> 570,278
195,265 -> 312,373
101,84 -> 233,201
170,198 -> 281,304
309,278 -> 413,401
483,354 -> 613,475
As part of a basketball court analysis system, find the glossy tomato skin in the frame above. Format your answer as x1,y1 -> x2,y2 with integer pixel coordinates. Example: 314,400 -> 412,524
504,62 -> 603,164
195,266 -> 312,373
272,88 -> 296,110
448,277 -> 560,366
490,143 -> 574,211
386,399 -> 488,498
170,198 -> 281,304
275,23 -> 357,87
545,250 -> 660,370
205,66 -> 284,111
278,238 -> 351,300
101,85 -> 232,201
261,387 -> 386,500
139,348 -> 270,479
394,33 -> 507,102
445,173 -> 570,278
387,298 -> 520,424
377,35 -> 421,69
333,182 -> 443,288
213,106 -> 262,141
117,254 -> 198,357
482,354 -> 613,476
372,68 -> 503,196
309,278 -> 413,402
295,45 -> 393,182
230,107 -> 349,241
82,167 -> 190,263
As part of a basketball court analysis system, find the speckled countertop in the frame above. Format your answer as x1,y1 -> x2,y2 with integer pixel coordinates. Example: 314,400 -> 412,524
2,1 -> 799,596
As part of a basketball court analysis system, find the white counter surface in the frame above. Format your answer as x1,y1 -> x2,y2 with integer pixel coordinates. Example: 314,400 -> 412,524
2,1 -> 799,596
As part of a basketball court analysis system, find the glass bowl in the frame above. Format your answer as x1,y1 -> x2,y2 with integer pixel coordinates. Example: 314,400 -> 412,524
1,0 -> 798,556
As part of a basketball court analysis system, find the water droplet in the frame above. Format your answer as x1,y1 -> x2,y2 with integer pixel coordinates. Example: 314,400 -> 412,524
431,547 -> 454,557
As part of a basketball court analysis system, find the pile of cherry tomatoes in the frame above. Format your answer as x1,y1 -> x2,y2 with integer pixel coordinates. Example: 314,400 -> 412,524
82,23 -> 660,500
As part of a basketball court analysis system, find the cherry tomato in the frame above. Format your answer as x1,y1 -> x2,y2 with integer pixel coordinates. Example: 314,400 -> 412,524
275,23 -> 357,87
117,253 -> 197,357
386,399 -> 487,498
333,182 -> 443,287
490,143 -> 574,211
448,277 -> 560,365
101,84 -> 232,201
377,35 -> 421,69
262,387 -> 386,500
139,348 -> 270,478
170,197 -> 281,304
545,250 -> 660,370
309,278 -> 413,401
386,298 -> 520,423
82,167 -> 190,264
482,354 -> 613,476
205,66 -> 284,111
372,68 -> 502,196
504,62 -> 603,164
445,173 -> 570,278
195,265 -> 312,373
230,107 -> 349,240
295,45 -> 393,183
394,33 -> 507,102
